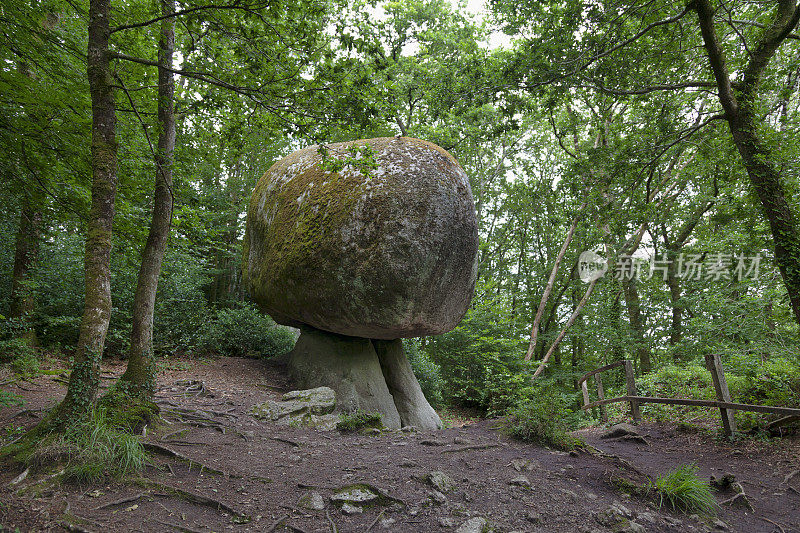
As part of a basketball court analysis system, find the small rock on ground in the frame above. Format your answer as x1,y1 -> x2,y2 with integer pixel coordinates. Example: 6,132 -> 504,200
455,517 -> 488,533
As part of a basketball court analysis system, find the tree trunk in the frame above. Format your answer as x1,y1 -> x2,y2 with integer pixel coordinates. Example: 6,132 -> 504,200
622,278 -> 651,373
59,0 -> 118,419
665,251 -> 683,346
9,194 -> 42,345
695,0 -> 800,327
119,0 -> 176,398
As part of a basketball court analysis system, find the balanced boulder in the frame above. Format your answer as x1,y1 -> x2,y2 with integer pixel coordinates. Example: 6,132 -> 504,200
243,136 -> 478,340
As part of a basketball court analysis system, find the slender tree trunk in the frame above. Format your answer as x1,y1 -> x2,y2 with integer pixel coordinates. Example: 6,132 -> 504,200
119,0 -> 175,398
665,251 -> 683,346
622,278 -> 651,373
59,0 -> 118,419
9,194 -> 42,345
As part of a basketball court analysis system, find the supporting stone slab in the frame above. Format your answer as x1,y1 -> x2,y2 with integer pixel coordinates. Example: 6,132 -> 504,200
288,326 -> 402,428
374,339 -> 442,430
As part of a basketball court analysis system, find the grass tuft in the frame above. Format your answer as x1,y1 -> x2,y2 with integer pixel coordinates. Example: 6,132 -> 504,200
649,463 -> 718,515
30,409 -> 147,482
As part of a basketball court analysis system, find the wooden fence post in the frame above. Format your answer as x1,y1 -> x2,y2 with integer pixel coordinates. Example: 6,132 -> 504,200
623,360 -> 641,422
594,374 -> 608,423
705,353 -> 737,437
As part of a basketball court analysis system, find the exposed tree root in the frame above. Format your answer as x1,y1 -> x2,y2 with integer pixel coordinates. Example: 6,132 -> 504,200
132,477 -> 248,519
442,443 -> 500,454
93,492 -> 147,510
142,442 -> 229,477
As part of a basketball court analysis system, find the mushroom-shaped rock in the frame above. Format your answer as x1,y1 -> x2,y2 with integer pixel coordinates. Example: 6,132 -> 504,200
243,136 -> 478,339
243,137 -> 479,430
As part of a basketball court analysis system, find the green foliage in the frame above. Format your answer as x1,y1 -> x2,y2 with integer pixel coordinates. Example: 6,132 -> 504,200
336,410 -> 383,431
197,304 -> 297,358
403,339 -> 444,407
0,337 -> 40,376
506,385 -> 582,450
30,409 -> 147,482
0,389 -> 23,408
424,296 -> 525,414
649,464 -> 718,516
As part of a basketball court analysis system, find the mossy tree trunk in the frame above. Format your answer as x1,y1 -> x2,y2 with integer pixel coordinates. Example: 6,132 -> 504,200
119,0 -> 175,398
9,191 -> 43,346
57,0 -> 118,421
695,0 -> 800,327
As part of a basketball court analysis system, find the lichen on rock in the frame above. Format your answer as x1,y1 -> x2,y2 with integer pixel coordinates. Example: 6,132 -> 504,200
243,136 -> 478,340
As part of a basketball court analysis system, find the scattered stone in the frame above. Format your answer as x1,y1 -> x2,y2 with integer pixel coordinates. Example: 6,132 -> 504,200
637,511 -> 656,524
455,517 -> 488,533
596,502 -> 637,530
509,476 -> 531,488
601,423 -> 640,439
427,471 -> 457,493
710,473 -> 736,491
439,517 -> 455,527
560,488 -> 579,502
510,458 -> 539,472
420,439 -> 448,446
713,519 -> 730,531
454,436 -> 471,445
380,517 -> 396,528
585,491 -> 598,501
429,490 -> 448,504
250,386 -> 338,430
400,425 -> 417,433
525,511 -> 542,524
362,427 -> 381,436
341,502 -> 363,515
400,459 -> 419,468
330,485 -> 380,505
298,491 -> 325,510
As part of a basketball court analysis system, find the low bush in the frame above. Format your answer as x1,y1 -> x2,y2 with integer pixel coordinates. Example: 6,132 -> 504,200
506,385 -> 581,450
0,337 -> 40,376
197,304 -> 296,358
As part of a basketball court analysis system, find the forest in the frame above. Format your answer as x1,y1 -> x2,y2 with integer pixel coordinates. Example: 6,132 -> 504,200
1,0 -> 799,531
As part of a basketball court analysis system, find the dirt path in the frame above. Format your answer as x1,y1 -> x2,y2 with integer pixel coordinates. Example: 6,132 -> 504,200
1,356 -> 798,532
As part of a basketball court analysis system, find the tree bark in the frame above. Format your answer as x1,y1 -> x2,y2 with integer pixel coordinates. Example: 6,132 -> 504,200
119,0 -> 176,397
59,0 -> 118,419
9,194 -> 42,345
622,278 -> 651,373
695,0 -> 800,326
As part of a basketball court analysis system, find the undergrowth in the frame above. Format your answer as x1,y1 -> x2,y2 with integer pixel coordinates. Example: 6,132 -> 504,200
648,463 -> 718,515
20,408 -> 147,483
336,410 -> 383,431
506,388 -> 583,450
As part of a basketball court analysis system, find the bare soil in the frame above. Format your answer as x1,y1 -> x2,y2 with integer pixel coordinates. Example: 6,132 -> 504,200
1,356 -> 798,533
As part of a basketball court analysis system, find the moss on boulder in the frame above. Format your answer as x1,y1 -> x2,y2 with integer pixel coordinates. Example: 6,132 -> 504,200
243,137 -> 478,339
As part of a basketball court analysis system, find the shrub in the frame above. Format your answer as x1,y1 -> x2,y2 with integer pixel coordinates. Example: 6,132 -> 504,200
336,410 -> 383,431
197,303 -> 296,358
0,337 -> 40,376
506,386 -> 581,450
649,463 -> 718,515
404,339 -> 444,407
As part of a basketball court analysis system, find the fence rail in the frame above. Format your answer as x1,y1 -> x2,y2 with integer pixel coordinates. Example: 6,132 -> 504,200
578,355 -> 800,437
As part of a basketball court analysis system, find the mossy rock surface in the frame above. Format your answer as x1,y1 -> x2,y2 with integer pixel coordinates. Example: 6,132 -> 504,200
243,137 -> 478,339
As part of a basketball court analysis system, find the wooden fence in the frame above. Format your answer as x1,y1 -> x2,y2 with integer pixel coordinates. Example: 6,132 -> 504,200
578,354 -> 800,437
